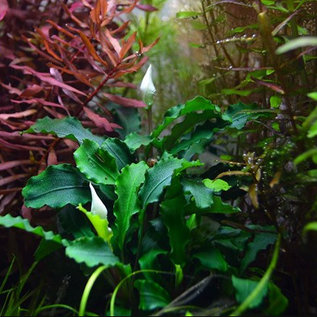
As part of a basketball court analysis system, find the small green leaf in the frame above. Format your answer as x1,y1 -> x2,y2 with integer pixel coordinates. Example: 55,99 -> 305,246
232,275 -> 268,308
307,92 -> 317,101
113,162 -> 149,251
135,280 -> 170,311
124,132 -> 152,152
74,139 -> 119,185
270,96 -> 282,109
182,178 -> 213,208
194,248 -> 228,272
65,236 -> 120,267
265,283 -> 288,315
201,196 -> 239,214
203,179 -> 232,192
22,164 -> 90,208
221,88 -> 253,97
303,221 -> 317,237
294,148 -> 317,165
176,11 -> 201,19
24,116 -> 104,145
308,121 -> 317,138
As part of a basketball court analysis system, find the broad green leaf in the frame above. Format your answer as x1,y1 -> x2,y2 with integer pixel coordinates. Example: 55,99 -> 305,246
265,283 -> 288,315
201,196 -> 239,214
276,36 -> 317,54
203,179 -> 232,192
78,204 -> 113,244
65,236 -> 120,267
0,214 -> 67,245
176,11 -> 201,19
74,139 -> 119,185
139,249 -> 168,270
194,248 -> 228,272
135,280 -> 170,310
58,205 -> 94,239
24,116 -> 104,145
101,138 -> 132,170
139,153 -> 198,208
294,148 -> 317,165
241,231 -> 276,272
113,162 -> 149,251
124,132 -> 152,152
232,275 -> 268,308
182,178 -> 213,209
22,164 -> 90,208
160,185 -> 190,266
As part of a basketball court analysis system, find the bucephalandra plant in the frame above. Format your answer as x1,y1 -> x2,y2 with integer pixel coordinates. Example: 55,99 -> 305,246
0,93 -> 286,315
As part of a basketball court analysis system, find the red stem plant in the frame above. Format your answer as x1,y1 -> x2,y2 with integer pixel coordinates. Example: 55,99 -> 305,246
0,0 -> 158,219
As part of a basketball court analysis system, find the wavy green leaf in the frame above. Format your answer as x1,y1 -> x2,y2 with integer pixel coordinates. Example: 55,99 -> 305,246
65,236 -> 120,267
113,162 -> 149,251
203,179 -> 232,192
74,139 -> 119,185
160,181 -> 190,266
182,178 -> 213,209
101,138 -> 133,170
24,116 -> 104,145
194,248 -> 228,272
200,196 -> 239,214
124,133 -> 152,152
0,214 -> 67,245
139,153 -> 200,208
232,276 -> 268,309
22,164 -> 90,208
135,280 -> 170,311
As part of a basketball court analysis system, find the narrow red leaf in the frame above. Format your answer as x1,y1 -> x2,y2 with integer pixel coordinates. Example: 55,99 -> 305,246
83,106 -> 115,132
251,77 -> 285,94
105,28 -> 121,55
0,174 -> 29,187
136,4 -> 158,12
120,32 -> 136,59
104,93 -> 146,108
20,84 -> 43,98
0,109 -> 37,120
0,160 -> 32,171
0,0 -> 8,21
47,149 -> 58,165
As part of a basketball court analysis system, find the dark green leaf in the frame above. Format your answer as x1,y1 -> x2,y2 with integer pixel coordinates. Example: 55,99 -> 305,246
139,153 -> 199,208
265,283 -> 288,315
101,138 -> 133,170
65,236 -> 120,267
22,164 -> 90,208
232,275 -> 268,308
113,162 -> 149,251
135,280 -> 170,311
201,196 -> 240,214
241,231 -> 276,272
34,240 -> 62,261
139,249 -> 168,270
58,205 -> 94,239
182,178 -> 213,209
24,116 -> 104,144
74,139 -> 119,185
194,248 -> 228,272
160,183 -> 190,266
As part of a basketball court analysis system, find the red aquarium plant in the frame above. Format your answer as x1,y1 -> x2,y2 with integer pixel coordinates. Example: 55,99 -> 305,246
0,0 -> 158,217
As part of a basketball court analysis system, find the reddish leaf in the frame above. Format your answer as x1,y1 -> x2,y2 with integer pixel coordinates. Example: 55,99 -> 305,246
0,138 -> 46,152
62,3 -> 87,28
136,4 -> 158,12
10,64 -> 86,96
105,28 -> 121,55
110,21 -> 130,35
0,0 -> 8,21
47,149 -> 58,165
11,99 -> 69,114
107,81 -> 137,89
47,20 -> 76,39
0,174 -> 29,187
0,160 -> 32,171
104,93 -> 146,108
120,32 -> 136,59
251,77 -> 285,94
20,85 -> 43,98
83,106 -> 117,132
0,109 -> 37,120
99,31 -> 119,66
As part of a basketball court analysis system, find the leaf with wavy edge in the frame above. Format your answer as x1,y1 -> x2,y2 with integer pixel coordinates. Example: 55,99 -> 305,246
101,138 -> 132,170
24,116 -> 104,145
139,153 -> 202,208
74,139 -> 119,185
124,132 -> 152,152
22,164 -> 90,208
65,236 -> 120,267
113,162 -> 149,251
0,214 -> 68,246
